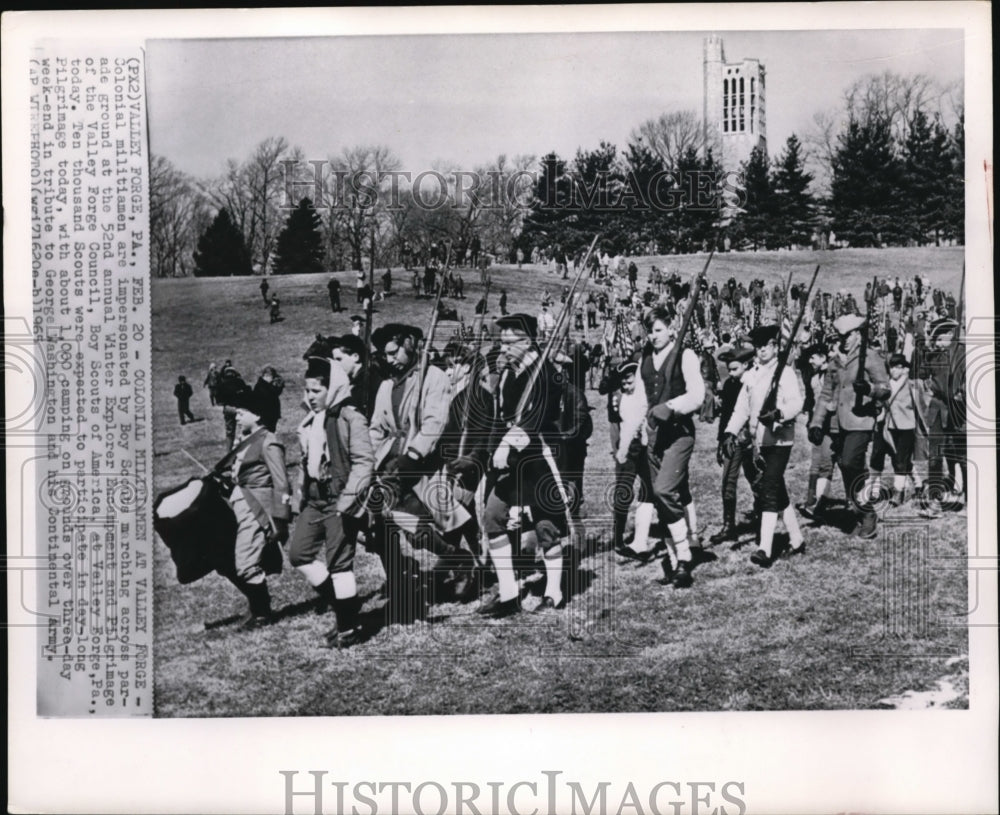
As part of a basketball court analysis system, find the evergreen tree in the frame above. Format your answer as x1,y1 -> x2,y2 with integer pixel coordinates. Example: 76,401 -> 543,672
942,114 -> 965,244
689,148 -> 724,250
571,142 -> 624,250
192,207 -> 252,277
520,152 -> 574,252
901,110 -> 953,246
731,146 -> 775,250
272,197 -> 326,274
830,114 -> 906,247
623,138 -> 666,247
771,134 -> 816,248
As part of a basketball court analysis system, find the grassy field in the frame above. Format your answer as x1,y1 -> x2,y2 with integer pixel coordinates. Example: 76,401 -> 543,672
151,246 -> 968,716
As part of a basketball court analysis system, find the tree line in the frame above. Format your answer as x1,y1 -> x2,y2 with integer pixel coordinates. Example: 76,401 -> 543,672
149,70 -> 964,278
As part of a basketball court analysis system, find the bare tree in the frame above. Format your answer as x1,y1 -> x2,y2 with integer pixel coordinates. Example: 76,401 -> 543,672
200,137 -> 300,274
843,71 -> 938,143
328,145 -> 402,270
631,110 -> 706,172
149,154 -> 212,277
475,153 -> 536,259
805,71 -> 959,198
801,109 -> 843,197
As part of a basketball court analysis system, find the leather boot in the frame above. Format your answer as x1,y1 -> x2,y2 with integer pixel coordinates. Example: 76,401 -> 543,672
325,596 -> 364,649
709,512 -> 738,545
855,511 -> 878,540
240,582 -> 273,630
439,545 -> 478,603
313,575 -> 336,616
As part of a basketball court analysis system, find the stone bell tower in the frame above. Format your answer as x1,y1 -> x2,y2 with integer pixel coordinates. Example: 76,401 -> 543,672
703,35 -> 767,171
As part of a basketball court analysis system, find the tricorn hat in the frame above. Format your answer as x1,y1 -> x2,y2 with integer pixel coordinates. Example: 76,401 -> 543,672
749,324 -> 781,348
495,313 -> 538,339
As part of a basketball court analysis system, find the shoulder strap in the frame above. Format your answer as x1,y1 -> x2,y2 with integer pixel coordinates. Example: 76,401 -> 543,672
211,427 -> 266,475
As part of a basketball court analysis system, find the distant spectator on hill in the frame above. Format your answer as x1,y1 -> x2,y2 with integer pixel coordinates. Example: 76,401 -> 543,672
204,363 -> 220,406
173,376 -> 196,425
469,235 -> 481,269
327,276 -> 342,313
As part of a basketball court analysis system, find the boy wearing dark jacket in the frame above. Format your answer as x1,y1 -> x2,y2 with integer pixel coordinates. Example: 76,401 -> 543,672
291,357 -> 375,649
708,347 -> 758,544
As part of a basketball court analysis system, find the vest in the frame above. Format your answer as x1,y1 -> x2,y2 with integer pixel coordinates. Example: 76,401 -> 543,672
640,349 -> 694,448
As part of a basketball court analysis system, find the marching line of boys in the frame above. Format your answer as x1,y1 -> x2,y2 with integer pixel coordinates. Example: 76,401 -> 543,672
211,295 -> 965,647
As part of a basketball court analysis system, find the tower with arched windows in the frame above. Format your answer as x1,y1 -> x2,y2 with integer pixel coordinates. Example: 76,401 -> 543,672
703,35 -> 767,171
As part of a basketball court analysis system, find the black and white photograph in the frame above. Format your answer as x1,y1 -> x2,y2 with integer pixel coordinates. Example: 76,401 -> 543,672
4,4 -> 996,814
146,24 -> 972,716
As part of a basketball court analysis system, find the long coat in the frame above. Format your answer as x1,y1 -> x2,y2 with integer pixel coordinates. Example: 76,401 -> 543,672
369,363 -> 470,531
810,349 -> 889,433
490,352 -> 568,528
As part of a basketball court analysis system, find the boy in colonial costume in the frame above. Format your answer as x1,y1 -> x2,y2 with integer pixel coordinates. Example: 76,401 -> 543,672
290,357 -> 374,649
869,353 -> 924,506
708,346 -> 759,545
613,361 -> 658,563
368,324 -> 475,610
224,390 -> 292,629
640,305 -> 706,588
808,314 -> 890,539
479,313 -> 570,616
722,324 -> 805,567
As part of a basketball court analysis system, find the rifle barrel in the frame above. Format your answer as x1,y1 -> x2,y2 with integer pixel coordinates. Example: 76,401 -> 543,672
513,234 -> 600,424
457,279 -> 492,458
661,250 -> 715,385
762,264 -> 820,414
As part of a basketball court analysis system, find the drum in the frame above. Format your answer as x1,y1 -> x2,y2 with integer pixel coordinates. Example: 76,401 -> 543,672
153,477 -> 237,584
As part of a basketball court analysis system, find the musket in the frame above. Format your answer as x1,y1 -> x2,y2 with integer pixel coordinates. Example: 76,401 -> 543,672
760,264 -> 821,419
181,448 -> 210,474
362,301 -> 374,415
361,227 -> 377,413
498,234 -> 599,540
513,233 -> 600,423
414,242 -> 450,429
853,274 -> 878,414
456,277 -> 491,458
953,262 -> 967,411
955,262 -> 965,343
658,249 -> 715,394
776,267 -> 794,325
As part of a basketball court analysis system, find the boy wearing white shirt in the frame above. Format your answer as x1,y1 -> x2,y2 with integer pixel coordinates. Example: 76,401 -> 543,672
640,305 -> 706,588
722,324 -> 805,567
613,362 -> 657,562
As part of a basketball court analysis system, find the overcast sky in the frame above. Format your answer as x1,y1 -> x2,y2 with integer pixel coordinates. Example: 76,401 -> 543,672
146,29 -> 963,178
